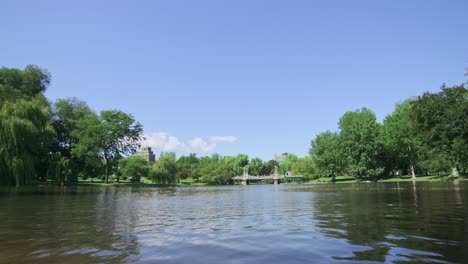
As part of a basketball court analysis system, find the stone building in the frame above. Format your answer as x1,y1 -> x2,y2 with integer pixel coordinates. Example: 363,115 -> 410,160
136,147 -> 156,162
275,153 -> 288,164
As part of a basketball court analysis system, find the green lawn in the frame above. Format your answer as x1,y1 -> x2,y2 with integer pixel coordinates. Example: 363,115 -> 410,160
305,174 -> 460,184
78,177 -> 208,186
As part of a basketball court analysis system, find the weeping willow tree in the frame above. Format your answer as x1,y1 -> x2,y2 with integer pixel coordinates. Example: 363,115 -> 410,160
0,96 -> 53,186
0,65 -> 53,187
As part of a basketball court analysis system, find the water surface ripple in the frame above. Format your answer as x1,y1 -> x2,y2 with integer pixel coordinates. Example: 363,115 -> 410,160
0,182 -> 467,263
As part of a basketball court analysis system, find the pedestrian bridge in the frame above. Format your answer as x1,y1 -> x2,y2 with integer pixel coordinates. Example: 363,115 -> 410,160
232,167 -> 304,185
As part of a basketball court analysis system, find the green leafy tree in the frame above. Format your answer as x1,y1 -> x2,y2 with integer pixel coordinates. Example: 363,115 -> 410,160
0,65 -> 51,103
381,99 -> 420,178
339,108 -> 384,179
72,110 -> 143,183
150,153 -> 178,184
176,153 -> 200,180
224,154 -> 248,176
200,161 -> 232,184
50,98 -> 99,182
249,157 -> 263,176
291,156 -> 317,180
260,160 -> 279,176
47,152 -> 73,186
310,131 -> 342,177
411,85 -> 468,176
119,156 -> 150,182
52,98 -> 93,155
0,96 -> 54,186
0,65 -> 53,186
279,153 -> 298,175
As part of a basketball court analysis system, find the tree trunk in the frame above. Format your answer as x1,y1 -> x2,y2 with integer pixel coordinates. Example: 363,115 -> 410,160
104,155 -> 109,184
410,165 -> 416,179
451,166 -> 460,177
408,146 -> 416,179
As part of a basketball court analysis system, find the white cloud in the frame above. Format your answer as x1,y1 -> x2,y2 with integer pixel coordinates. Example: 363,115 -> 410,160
188,137 -> 216,153
209,136 -> 238,143
142,132 -> 188,152
142,132 -> 238,154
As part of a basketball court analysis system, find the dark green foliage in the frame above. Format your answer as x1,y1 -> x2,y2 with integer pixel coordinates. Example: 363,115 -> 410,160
48,152 -> 76,186
339,108 -> 385,179
279,153 -> 298,175
72,110 -> 144,183
119,156 -> 150,182
0,65 -> 53,186
381,99 -> 420,178
176,153 -> 201,180
411,85 -> 468,176
291,156 -> 317,180
310,131 -> 342,177
260,160 -> 279,176
248,157 -> 263,176
0,65 -> 51,103
50,98 -> 99,184
150,153 -> 178,184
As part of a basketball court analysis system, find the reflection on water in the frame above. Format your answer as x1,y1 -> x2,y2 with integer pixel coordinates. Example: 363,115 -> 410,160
0,182 -> 467,263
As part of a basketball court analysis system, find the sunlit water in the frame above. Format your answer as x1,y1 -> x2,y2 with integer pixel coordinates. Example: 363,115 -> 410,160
1,182 -> 467,263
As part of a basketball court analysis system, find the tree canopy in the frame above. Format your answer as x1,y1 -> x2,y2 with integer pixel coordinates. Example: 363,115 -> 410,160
72,110 -> 144,183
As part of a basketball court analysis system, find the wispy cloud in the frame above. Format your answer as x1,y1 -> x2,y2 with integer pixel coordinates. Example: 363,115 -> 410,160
209,136 -> 238,143
142,132 -> 188,152
188,137 -> 216,153
142,132 -> 238,154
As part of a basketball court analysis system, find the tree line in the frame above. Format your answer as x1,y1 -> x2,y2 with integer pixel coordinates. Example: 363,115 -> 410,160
310,84 -> 467,180
0,65 -> 143,186
0,65 -> 316,186
1,65 -> 466,186
118,152 -> 316,185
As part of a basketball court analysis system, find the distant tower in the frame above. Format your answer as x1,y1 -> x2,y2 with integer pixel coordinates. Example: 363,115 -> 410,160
137,147 -> 156,162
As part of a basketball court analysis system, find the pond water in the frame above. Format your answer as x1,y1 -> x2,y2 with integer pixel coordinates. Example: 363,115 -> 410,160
0,182 -> 467,263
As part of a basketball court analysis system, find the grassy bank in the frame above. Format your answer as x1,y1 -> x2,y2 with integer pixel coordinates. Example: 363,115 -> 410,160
77,177 -> 208,186
76,175 -> 465,187
305,174 -> 464,184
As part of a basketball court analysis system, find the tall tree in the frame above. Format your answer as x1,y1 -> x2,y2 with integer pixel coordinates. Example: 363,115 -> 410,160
176,153 -> 200,180
0,65 -> 51,103
0,65 -> 53,186
49,98 -> 98,183
72,110 -> 143,183
150,152 -> 178,184
310,131 -> 342,177
249,157 -> 263,176
279,153 -> 298,175
291,156 -> 317,180
233,154 -> 249,176
381,99 -> 420,178
0,96 -> 53,186
52,98 -> 93,155
260,160 -> 279,176
411,85 -> 468,176
119,156 -> 150,182
339,108 -> 384,179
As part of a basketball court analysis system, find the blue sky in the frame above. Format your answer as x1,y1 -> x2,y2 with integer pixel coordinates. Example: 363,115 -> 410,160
2,0 -> 467,160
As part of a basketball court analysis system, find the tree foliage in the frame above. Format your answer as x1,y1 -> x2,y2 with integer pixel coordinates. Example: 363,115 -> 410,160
0,65 -> 53,187
310,131 -> 341,177
411,85 -> 468,176
72,110 -> 144,183
339,108 -> 384,179
150,152 -> 178,184
0,96 -> 53,186
119,156 -> 150,182
381,99 -> 420,178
